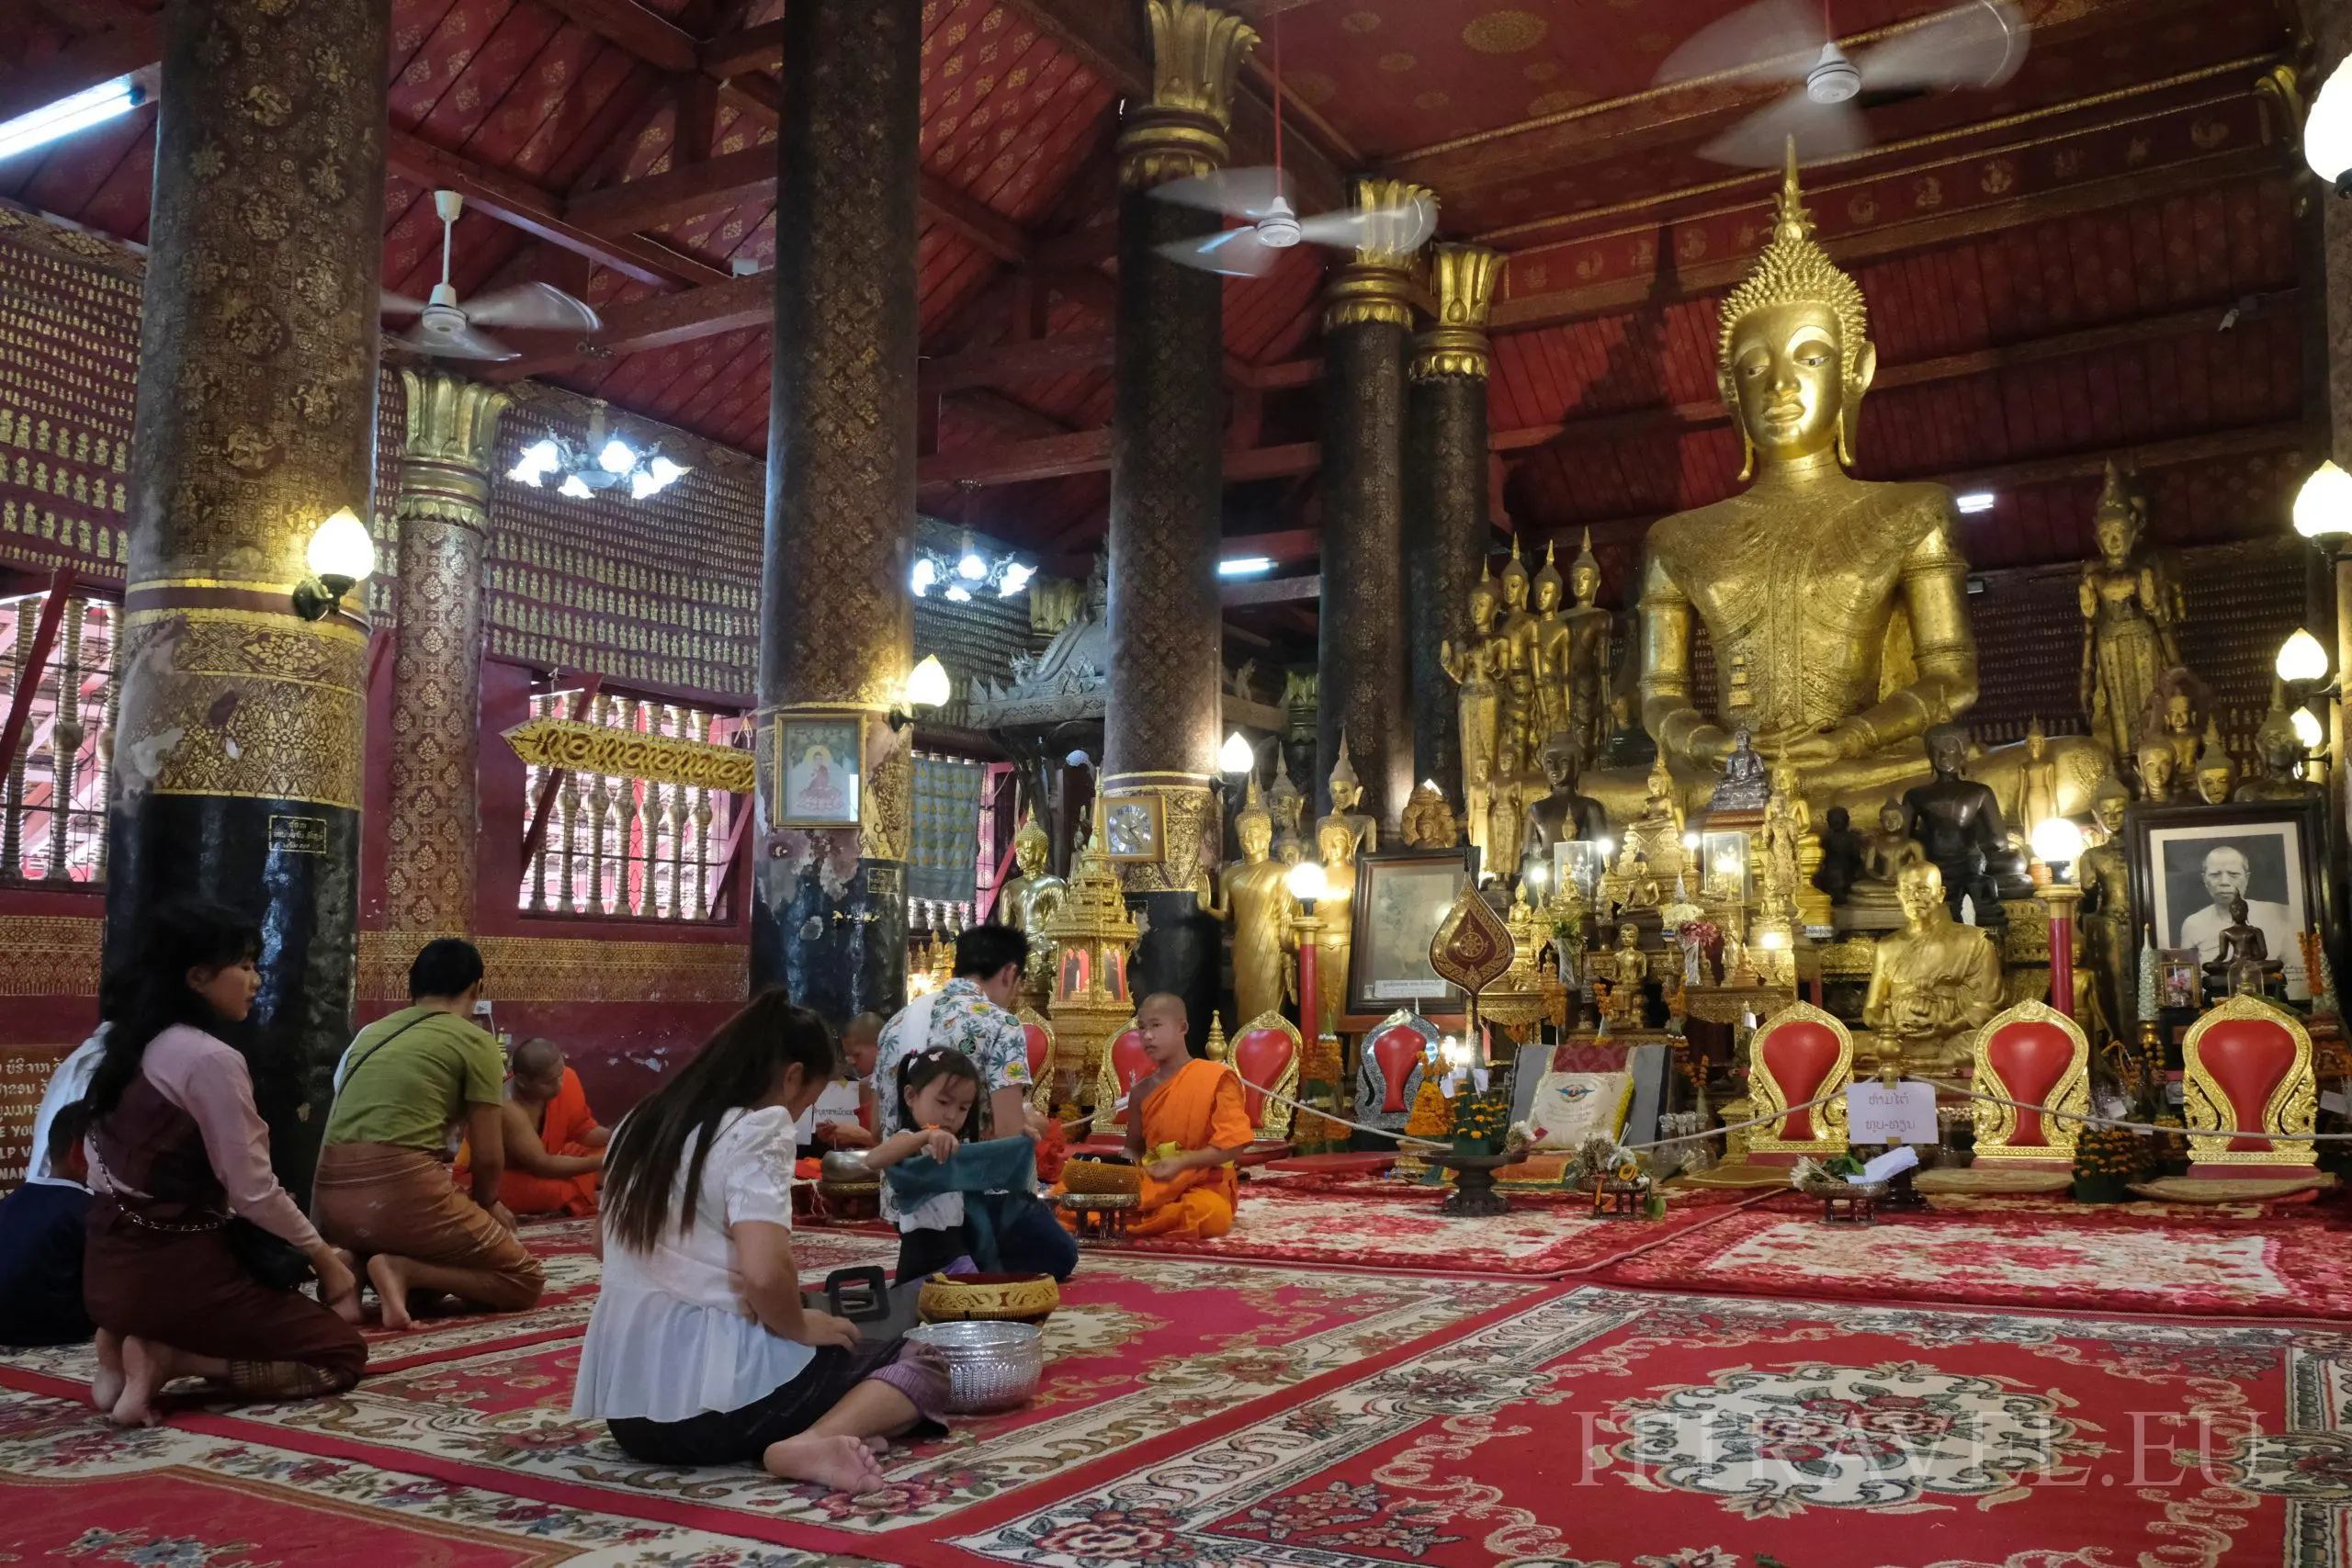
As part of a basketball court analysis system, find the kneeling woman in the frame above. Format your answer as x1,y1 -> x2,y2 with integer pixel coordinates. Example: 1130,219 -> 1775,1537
76,901 -> 367,1424
573,994 -> 947,1491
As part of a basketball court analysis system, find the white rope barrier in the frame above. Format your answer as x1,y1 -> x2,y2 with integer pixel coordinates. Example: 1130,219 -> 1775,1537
1919,1077 -> 2352,1144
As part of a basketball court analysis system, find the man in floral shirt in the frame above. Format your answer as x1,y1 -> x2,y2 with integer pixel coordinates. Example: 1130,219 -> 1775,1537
872,924 -> 1042,1226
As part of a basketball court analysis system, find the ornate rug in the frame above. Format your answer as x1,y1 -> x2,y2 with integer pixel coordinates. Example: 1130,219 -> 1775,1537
953,1285 -> 2352,1567
0,1255 -> 1544,1560
0,1385 -> 876,1565
1118,1183 -> 1777,1276
1585,1202 -> 2352,1318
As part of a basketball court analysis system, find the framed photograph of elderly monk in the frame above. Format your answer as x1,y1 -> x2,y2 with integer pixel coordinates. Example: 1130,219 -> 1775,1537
2126,799 -> 2327,1005
1349,847 -> 1478,1016
775,716 -> 863,828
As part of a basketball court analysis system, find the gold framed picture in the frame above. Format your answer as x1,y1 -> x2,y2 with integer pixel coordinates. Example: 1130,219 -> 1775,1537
774,716 -> 864,829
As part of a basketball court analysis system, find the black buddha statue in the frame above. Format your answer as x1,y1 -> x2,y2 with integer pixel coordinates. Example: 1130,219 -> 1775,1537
1900,726 -> 2028,926
1813,805 -> 1869,906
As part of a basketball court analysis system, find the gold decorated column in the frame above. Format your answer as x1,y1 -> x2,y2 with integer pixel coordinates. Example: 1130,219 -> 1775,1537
1103,0 -> 1257,1051
1319,180 -> 1433,832
381,369 -> 510,970
754,0 -> 921,1022
1408,244 -> 1502,800
107,0 -> 390,1196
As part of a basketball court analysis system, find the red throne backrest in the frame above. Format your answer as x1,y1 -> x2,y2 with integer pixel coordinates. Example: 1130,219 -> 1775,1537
1023,1022 -> 1051,1082
1985,1020 -> 2078,1147
1104,1028 -> 1149,1127
2196,1015 -> 2299,1152
1233,1026 -> 1298,1124
1762,1021 -> 1842,1143
1367,1025 -> 1426,1113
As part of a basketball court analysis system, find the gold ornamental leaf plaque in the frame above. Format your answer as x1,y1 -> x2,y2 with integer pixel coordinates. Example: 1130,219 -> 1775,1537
1430,884 -> 1516,997
503,716 -> 755,795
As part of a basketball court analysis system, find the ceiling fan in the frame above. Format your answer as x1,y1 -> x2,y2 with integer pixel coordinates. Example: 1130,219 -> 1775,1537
1654,0 -> 2030,168
380,189 -> 602,361
1152,5 -> 1436,277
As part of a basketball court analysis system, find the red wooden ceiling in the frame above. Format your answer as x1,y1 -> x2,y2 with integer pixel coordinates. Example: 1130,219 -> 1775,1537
0,0 -> 2313,600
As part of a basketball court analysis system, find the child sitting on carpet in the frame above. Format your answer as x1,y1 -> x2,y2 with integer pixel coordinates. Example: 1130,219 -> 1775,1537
573,993 -> 948,1492
1124,993 -> 1254,1241
862,1046 -> 1078,1283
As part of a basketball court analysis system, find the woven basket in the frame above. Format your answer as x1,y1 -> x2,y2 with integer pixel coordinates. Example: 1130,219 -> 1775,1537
1061,1159 -> 1143,1196
918,1271 -> 1059,1325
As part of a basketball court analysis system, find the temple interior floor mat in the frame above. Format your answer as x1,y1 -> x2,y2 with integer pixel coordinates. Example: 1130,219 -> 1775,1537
1586,1193 -> 2352,1318
952,1286 -> 2352,1568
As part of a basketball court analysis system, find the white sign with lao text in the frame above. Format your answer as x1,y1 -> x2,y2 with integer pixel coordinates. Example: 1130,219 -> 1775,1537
1845,1079 -> 1939,1145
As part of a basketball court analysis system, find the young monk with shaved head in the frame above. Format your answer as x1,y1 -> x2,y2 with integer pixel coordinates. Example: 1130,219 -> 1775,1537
1123,994 -> 1254,1240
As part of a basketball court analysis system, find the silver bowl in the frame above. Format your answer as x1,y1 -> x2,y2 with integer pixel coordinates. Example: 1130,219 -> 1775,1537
819,1150 -> 872,1184
906,1319 -> 1045,1414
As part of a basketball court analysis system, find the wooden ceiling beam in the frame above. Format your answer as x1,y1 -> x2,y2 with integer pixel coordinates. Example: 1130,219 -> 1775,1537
916,430 -> 1318,490
531,0 -> 699,73
699,18 -> 783,79
1488,145 -> 2282,336
1492,288 -> 2301,453
569,141 -> 772,235
385,128 -> 729,288
1221,572 -> 1319,608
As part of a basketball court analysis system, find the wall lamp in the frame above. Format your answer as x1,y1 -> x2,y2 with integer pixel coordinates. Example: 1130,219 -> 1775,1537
293,508 -> 376,621
888,655 -> 951,731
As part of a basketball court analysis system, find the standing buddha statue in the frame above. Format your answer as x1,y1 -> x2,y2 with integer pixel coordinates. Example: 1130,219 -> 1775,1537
1221,776 -> 1299,1028
1527,544 -> 1571,740
1267,749 -> 1308,863
1440,565 -> 1502,867
1555,529 -> 1614,773
1321,733 -> 1379,856
1290,818 -> 1359,1038
1618,144 -> 2099,818
2078,461 -> 2181,761
1494,541 -> 1538,784
2075,774 -> 2133,1042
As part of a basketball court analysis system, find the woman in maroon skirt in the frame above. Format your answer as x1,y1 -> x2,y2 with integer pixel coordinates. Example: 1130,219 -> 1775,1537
68,900 -> 366,1424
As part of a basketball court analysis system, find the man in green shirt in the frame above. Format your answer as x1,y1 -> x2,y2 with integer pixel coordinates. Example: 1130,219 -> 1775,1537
311,940 -> 545,1328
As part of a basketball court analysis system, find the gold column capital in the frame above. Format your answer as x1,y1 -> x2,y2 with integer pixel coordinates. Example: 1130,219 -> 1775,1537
1118,0 -> 1259,189
398,366 -> 514,471
1324,178 -> 1434,333
1411,243 -> 1504,380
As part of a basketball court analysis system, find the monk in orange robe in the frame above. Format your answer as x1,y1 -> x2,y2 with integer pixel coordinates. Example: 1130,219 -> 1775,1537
454,1040 -> 605,1216
1123,994 -> 1254,1240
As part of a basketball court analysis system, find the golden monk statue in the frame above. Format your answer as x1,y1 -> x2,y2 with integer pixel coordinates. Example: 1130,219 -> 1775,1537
1440,566 -> 1502,863
1614,146 -> 2099,819
1862,861 -> 2003,1076
2078,461 -> 2182,761
1221,778 -> 1298,1028
1321,733 -> 1379,856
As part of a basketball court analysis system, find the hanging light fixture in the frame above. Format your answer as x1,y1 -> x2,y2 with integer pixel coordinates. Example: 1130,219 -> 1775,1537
504,402 -> 689,502
2307,62 -> 2352,195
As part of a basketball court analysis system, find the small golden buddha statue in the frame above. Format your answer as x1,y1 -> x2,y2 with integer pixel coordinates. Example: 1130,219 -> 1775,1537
1602,922 -> 1649,1027
2139,665 -> 2209,787
1267,749 -> 1307,863
993,807 -> 1066,935
1861,861 -> 2002,1077
2079,461 -> 2183,761
2238,689 -> 2323,802
1400,782 -> 1461,849
1221,777 -> 1299,1029
2077,774 -> 2133,1042
2135,739 -> 2177,803
1439,565 -> 1502,857
2017,716 -> 2060,836
1758,784 -> 1804,927
1601,144 -> 2098,820
1320,733 -> 1379,856
2193,722 -> 2237,806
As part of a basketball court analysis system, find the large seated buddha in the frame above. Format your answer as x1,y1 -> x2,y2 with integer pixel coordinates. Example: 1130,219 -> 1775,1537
1590,148 -> 2106,820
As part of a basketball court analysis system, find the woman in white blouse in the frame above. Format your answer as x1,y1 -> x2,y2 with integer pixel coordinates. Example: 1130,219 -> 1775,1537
574,993 -> 948,1493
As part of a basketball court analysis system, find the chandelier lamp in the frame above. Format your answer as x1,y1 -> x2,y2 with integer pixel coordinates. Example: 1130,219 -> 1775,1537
507,402 -> 689,502
910,531 -> 1035,602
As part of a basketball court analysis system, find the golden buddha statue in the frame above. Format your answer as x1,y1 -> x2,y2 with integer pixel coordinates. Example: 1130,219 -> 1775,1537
1758,783 -> 1804,928
1220,776 -> 1298,1029
1267,749 -> 1308,863
1320,734 -> 1379,857
2017,716 -> 2059,836
2135,738 -> 2177,803
2078,461 -> 2182,761
1861,861 -> 2003,1076
1494,541 -> 1538,781
2238,689 -> 2323,802
1555,530 -> 1614,770
1439,565 -> 1502,860
2076,774 -> 2132,1040
2193,722 -> 2237,805
1526,544 -> 1571,739
1400,781 -> 1461,848
1601,922 -> 1649,1028
992,807 -> 1066,936
1612,146 -> 2099,819
1291,818 -> 1359,1036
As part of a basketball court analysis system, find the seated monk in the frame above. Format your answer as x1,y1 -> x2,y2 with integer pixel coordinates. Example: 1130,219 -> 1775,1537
1123,993 -> 1253,1241
814,1012 -> 884,1152
454,1039 -> 606,1216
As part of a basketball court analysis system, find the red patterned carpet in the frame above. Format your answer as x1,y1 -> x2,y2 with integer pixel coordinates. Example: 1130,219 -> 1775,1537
1587,1196 -> 2352,1319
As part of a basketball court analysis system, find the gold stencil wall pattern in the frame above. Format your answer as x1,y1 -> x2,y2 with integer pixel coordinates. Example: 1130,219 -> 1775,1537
115,607 -> 368,808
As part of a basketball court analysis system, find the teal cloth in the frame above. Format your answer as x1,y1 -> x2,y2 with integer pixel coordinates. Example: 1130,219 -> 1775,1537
882,1134 -> 1040,1271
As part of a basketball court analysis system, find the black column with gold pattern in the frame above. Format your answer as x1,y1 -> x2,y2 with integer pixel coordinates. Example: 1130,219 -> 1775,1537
1407,243 -> 1503,800
1317,181 -> 1430,832
752,0 -> 920,1025
107,0 -> 390,1197
1103,0 -> 1257,1052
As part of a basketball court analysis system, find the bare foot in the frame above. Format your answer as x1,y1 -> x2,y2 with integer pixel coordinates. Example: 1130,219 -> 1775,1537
91,1328 -> 123,1415
864,1435 -> 889,1454
111,1337 -> 174,1427
368,1254 -> 414,1332
762,1433 -> 888,1494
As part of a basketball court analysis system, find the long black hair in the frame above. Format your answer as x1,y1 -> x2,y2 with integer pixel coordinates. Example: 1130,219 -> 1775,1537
603,989 -> 836,1253
58,899 -> 260,1152
895,1045 -> 984,1143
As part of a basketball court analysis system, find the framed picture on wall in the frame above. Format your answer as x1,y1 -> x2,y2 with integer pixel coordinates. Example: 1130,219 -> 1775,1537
1101,791 -> 1163,863
775,716 -> 864,828
1348,847 -> 1478,1016
2126,798 -> 2328,1004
